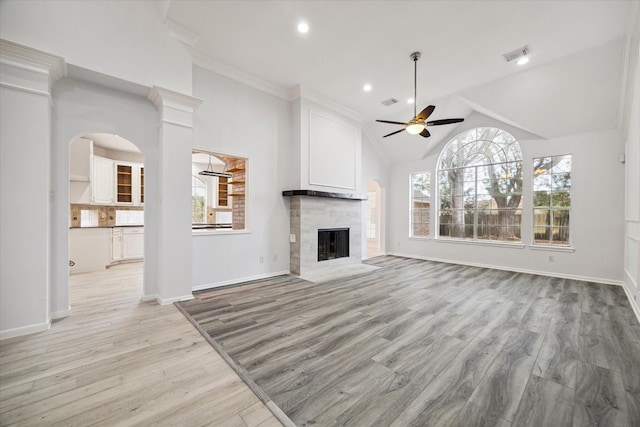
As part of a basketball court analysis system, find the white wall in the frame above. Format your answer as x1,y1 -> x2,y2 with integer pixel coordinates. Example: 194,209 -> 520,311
388,128 -> 625,284
0,0 -> 192,95
623,26 -> 640,316
0,71 -> 52,335
52,77 -> 159,313
361,131 -> 390,257
191,66 -> 292,288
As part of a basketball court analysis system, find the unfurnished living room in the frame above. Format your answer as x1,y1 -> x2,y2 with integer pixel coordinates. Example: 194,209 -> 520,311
1,1 -> 639,426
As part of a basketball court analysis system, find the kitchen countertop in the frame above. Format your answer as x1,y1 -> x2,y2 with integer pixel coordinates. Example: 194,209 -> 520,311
70,225 -> 144,229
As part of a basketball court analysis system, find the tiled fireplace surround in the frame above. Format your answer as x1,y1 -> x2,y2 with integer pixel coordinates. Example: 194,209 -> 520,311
284,191 -> 366,276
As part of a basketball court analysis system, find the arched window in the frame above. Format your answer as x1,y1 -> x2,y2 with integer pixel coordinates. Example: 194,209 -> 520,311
438,127 -> 523,243
192,176 -> 207,223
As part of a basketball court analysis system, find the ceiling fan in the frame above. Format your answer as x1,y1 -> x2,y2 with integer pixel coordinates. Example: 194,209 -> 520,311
377,52 -> 464,138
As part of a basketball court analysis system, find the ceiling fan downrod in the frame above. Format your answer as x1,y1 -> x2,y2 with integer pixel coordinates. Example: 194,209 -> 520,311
410,51 -> 421,120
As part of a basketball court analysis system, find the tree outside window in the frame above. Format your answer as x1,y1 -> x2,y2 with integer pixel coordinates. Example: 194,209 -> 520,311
410,172 -> 430,237
438,128 -> 523,243
533,155 -> 571,246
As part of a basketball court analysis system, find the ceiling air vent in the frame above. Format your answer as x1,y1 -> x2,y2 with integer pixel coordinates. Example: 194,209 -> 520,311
381,98 -> 399,106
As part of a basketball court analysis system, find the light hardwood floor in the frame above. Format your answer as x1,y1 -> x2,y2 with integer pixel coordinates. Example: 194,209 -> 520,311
179,256 -> 640,427
0,263 -> 283,426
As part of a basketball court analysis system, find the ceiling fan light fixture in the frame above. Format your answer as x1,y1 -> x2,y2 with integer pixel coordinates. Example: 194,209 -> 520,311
406,123 -> 425,135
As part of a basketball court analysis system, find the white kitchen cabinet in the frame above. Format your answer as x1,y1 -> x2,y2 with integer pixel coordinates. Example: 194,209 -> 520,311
122,227 -> 144,259
111,228 -> 123,263
115,162 -> 144,205
70,228 -> 111,273
92,155 -> 115,204
111,227 -> 143,262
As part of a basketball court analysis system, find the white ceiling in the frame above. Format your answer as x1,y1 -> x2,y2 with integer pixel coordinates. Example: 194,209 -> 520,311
164,0 -> 637,159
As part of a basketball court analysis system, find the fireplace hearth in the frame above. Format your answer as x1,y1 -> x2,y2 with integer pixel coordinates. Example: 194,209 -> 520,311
318,228 -> 349,261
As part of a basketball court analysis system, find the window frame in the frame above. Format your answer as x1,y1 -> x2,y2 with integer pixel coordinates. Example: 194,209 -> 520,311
437,127 -> 523,245
410,171 -> 431,239
532,153 -> 572,248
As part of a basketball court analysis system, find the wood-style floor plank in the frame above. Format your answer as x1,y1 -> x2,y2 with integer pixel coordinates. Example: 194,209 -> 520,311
0,263 -> 282,426
178,255 -> 640,426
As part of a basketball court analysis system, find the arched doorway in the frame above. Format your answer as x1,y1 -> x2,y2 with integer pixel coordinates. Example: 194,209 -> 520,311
366,179 -> 384,258
68,133 -> 145,296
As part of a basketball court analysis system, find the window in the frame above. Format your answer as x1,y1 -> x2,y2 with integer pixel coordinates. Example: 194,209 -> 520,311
192,176 -> 206,223
533,155 -> 571,246
438,127 -> 522,243
410,172 -> 430,237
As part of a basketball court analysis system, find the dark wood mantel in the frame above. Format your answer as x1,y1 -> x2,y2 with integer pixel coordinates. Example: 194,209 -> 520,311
282,190 -> 367,201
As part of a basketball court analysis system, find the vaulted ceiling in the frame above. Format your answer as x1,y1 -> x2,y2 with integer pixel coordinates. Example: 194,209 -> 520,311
163,0 -> 637,162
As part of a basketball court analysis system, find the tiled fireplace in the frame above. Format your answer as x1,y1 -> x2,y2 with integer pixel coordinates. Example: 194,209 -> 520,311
284,190 -> 366,276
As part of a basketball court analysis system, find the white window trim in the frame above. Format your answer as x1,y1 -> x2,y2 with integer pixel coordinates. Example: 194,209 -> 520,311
531,153 -> 572,248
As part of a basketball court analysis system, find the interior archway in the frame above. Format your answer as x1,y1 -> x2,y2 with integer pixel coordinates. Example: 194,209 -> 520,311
68,132 -> 145,301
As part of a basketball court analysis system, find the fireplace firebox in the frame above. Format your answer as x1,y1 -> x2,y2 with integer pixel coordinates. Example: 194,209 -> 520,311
318,228 -> 349,261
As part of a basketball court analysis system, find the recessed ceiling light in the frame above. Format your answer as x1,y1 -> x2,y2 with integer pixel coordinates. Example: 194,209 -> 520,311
407,98 -> 415,104
297,22 -> 309,34
363,84 -> 372,92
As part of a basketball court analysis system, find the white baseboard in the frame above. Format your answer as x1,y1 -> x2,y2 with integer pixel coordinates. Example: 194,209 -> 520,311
0,319 -> 51,340
141,293 -> 194,305
192,270 -> 291,292
387,252 -> 625,287
50,306 -> 71,320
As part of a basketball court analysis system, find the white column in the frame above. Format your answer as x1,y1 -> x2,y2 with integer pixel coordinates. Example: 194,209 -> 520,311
148,86 -> 202,304
0,39 -> 66,338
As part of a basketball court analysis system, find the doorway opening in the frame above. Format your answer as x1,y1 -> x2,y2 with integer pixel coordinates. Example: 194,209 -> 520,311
68,133 -> 145,296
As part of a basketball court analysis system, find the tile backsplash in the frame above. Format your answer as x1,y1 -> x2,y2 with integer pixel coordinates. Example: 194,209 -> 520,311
70,204 -> 143,228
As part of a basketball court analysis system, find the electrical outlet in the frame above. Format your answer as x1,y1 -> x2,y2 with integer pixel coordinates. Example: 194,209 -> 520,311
260,256 -> 264,263
289,234 -> 296,243
273,254 -> 278,262
549,255 -> 554,262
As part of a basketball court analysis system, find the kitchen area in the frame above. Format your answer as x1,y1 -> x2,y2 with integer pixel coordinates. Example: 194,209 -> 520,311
69,134 -> 145,274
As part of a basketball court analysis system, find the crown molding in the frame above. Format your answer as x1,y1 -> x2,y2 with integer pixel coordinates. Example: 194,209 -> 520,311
193,52 -> 291,100
148,86 -> 203,128
165,17 -> 200,50
0,38 -> 67,89
291,85 -> 364,123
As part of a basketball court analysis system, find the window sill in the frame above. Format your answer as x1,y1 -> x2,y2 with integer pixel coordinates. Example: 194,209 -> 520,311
192,228 -> 251,236
528,244 -> 575,253
435,238 -> 525,249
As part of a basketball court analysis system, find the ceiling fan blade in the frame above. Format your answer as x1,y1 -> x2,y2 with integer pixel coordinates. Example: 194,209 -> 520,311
416,105 -> 435,121
383,129 -> 405,138
376,119 -> 408,125
426,118 -> 464,126
419,128 -> 431,138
